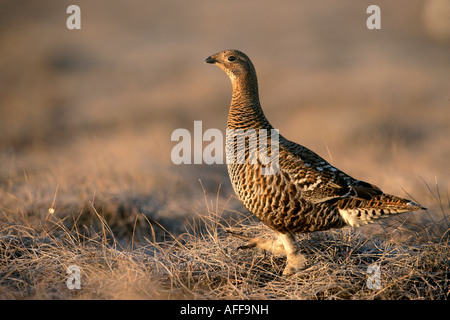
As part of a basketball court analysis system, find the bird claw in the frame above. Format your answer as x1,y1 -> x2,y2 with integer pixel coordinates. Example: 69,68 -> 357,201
237,243 -> 257,250
226,230 -> 256,250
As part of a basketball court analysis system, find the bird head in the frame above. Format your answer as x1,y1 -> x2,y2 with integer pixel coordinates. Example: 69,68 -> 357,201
205,49 -> 256,83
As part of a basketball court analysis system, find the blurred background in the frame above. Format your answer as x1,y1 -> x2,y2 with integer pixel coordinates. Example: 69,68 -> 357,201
0,0 -> 449,240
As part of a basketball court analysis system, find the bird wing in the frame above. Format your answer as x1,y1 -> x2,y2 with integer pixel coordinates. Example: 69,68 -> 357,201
278,138 -> 383,204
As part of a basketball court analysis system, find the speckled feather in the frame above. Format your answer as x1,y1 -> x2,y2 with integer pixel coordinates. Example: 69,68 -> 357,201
206,49 -> 425,234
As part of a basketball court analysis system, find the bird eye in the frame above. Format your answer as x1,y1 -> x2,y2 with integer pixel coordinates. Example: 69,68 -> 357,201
227,56 -> 236,62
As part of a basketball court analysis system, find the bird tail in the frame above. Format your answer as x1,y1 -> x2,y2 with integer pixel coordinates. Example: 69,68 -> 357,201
337,194 -> 426,227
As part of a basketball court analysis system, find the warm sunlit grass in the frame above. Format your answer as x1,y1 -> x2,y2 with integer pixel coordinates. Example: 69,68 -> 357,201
1,182 -> 448,300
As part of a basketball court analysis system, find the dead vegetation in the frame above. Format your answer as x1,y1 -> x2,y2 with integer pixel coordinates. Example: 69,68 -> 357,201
1,186 -> 448,300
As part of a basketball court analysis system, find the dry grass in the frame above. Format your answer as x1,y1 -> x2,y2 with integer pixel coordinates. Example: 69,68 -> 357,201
1,185 -> 448,300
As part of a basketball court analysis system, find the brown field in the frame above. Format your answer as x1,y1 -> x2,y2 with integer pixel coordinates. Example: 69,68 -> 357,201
0,0 -> 449,299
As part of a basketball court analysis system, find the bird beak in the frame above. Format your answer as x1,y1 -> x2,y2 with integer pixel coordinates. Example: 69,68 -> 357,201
205,56 -> 217,64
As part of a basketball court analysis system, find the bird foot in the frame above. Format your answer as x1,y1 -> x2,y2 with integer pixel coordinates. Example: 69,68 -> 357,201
282,252 -> 308,277
226,230 -> 285,256
227,230 -> 309,277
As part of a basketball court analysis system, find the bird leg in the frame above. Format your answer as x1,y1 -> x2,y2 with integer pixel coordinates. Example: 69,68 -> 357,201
227,230 -> 307,276
277,232 -> 307,277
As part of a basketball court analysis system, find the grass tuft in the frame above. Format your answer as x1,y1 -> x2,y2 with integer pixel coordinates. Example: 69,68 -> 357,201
1,184 -> 449,299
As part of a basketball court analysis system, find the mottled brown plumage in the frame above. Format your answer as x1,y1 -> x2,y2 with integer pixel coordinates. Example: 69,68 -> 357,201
205,49 -> 425,276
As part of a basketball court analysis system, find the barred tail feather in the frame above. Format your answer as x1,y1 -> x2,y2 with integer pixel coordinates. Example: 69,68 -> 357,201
338,195 -> 425,227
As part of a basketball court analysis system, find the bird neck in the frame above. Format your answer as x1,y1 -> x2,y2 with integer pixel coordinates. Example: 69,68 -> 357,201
228,74 -> 272,130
